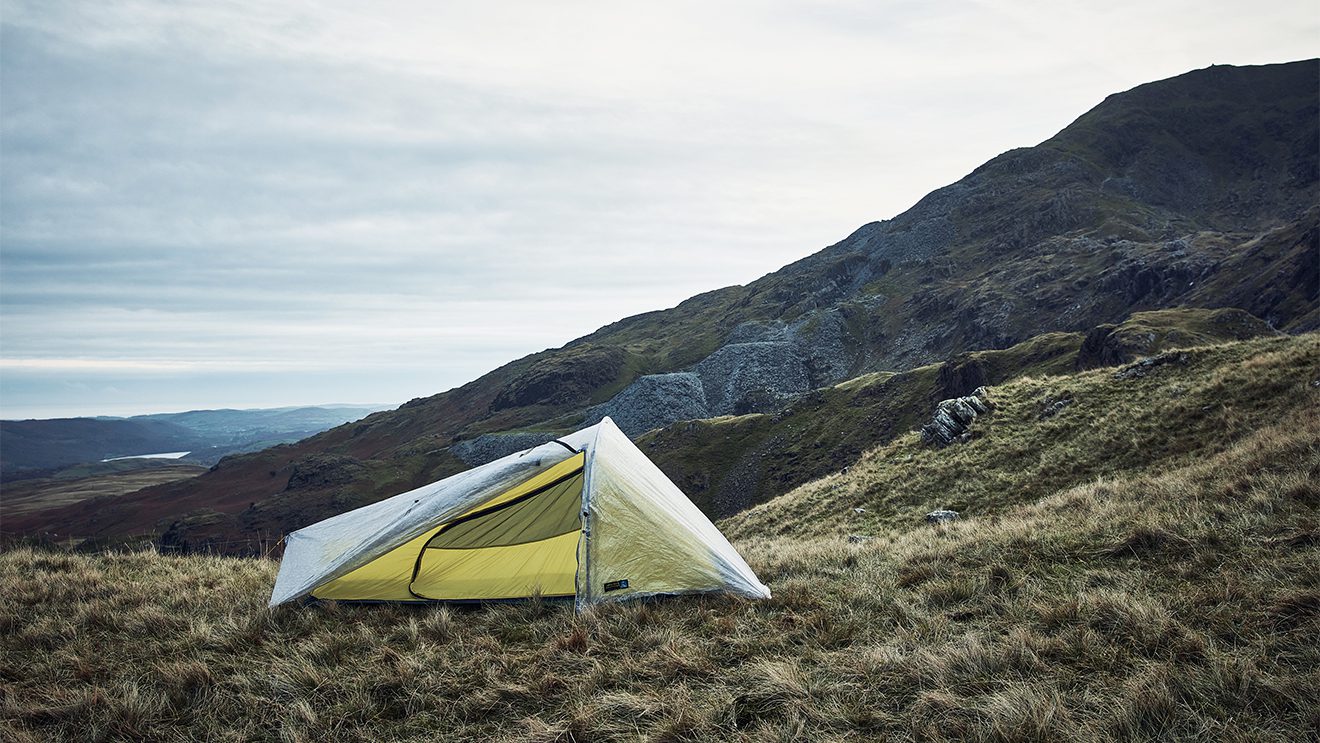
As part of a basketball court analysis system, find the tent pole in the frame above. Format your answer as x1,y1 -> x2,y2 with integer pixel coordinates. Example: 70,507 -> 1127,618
577,423 -> 604,612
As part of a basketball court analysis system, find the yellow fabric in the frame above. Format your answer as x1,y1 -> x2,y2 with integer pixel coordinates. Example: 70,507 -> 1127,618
411,529 -> 580,599
468,451 -> 584,512
311,453 -> 584,601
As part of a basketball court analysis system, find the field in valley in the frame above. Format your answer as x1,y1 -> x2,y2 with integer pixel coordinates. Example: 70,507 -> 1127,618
0,463 -> 206,521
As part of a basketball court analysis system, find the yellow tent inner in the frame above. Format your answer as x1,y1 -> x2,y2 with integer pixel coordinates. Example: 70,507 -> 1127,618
312,453 -> 586,601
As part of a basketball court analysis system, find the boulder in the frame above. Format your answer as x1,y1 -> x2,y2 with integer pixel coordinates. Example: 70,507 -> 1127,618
1038,390 -> 1074,419
926,510 -> 960,525
920,388 -> 993,446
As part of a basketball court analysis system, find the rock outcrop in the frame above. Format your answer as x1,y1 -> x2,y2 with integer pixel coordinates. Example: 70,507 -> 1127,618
584,373 -> 709,437
920,388 -> 993,446
1113,352 -> 1189,381
586,307 -> 863,436
283,455 -> 367,491
1037,391 -> 1075,419
449,432 -> 558,467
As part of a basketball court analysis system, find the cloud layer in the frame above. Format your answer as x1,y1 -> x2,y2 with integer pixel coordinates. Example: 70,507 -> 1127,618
2,0 -> 1316,417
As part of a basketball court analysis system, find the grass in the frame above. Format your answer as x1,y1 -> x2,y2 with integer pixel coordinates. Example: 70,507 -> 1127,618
637,328 -> 1085,519
641,308 -> 1276,522
726,332 -> 1318,540
1,334 -> 1317,741
0,463 -> 205,518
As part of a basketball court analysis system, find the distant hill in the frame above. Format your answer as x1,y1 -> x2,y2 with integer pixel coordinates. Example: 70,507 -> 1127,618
7,60 -> 1317,550
0,418 -> 206,476
0,405 -> 387,478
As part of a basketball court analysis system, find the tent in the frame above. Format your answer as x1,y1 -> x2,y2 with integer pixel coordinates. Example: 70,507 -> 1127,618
268,417 -> 770,609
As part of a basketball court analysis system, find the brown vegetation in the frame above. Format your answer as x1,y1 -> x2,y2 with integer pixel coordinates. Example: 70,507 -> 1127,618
0,464 -> 204,520
2,334 -> 1316,741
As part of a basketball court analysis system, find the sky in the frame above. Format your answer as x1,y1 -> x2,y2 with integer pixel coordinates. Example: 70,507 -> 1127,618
1,1 -> 1316,419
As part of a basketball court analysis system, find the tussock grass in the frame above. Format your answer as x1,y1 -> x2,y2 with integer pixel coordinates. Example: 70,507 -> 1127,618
726,333 -> 1319,539
2,335 -> 1317,741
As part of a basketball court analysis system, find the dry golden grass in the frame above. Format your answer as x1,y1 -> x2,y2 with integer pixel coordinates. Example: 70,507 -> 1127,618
726,333 -> 1320,540
2,334 -> 1317,741
0,463 -> 205,517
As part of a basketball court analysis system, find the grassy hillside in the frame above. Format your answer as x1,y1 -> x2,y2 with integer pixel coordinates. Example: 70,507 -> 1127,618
728,331 -> 1317,540
2,333 -> 1316,741
640,307 -> 1275,519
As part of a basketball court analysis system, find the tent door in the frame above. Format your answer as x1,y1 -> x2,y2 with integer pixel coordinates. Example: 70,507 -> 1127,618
407,461 -> 585,601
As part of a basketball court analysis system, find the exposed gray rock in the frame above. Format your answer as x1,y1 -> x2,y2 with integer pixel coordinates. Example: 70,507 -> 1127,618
920,387 -> 993,446
926,509 -> 960,524
450,432 -> 557,467
695,341 -> 812,415
1112,352 -> 1189,381
1038,391 -> 1074,419
584,372 -> 709,437
582,306 -> 861,436
871,213 -> 957,265
791,308 -> 852,384
725,320 -> 791,344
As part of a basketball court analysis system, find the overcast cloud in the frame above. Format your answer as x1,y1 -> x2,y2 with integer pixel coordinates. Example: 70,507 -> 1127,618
1,0 -> 1316,418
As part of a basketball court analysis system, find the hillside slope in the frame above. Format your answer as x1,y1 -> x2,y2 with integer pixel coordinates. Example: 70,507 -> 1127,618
2,333 -> 1316,741
725,332 -> 1319,539
9,60 -> 1317,549
0,462 -> 207,521
639,306 -> 1276,519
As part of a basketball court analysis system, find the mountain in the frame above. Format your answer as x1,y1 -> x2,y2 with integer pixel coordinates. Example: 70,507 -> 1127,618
7,60 -> 1316,551
128,405 -> 393,458
0,405 -> 387,478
